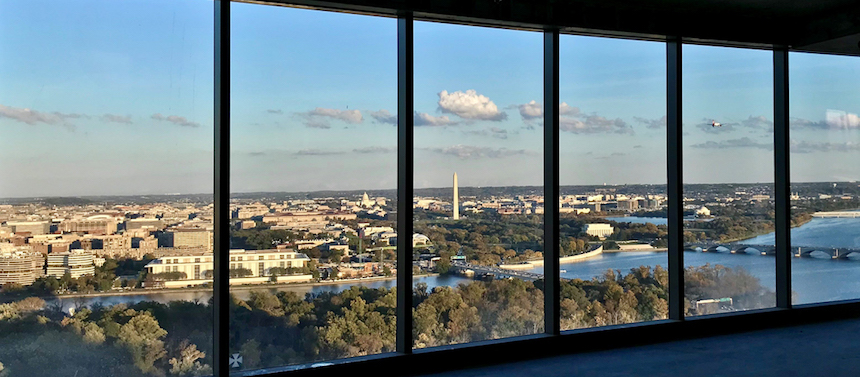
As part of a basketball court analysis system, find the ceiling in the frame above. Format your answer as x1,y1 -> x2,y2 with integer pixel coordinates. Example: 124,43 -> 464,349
244,0 -> 860,55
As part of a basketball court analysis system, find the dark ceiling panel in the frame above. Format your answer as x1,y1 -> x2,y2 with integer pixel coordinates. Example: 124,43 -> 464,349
239,0 -> 860,55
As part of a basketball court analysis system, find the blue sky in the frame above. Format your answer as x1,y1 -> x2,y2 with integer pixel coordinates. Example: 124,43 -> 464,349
0,0 -> 857,197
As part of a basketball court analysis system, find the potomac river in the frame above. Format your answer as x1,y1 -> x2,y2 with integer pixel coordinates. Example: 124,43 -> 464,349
45,215 -> 860,310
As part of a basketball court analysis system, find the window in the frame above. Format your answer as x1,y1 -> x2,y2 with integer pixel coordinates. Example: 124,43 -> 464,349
683,45 -> 775,316
788,52 -> 860,305
0,1 -> 855,375
559,35 -> 669,329
230,3 -> 396,371
413,21 -> 544,347
0,1 -> 213,375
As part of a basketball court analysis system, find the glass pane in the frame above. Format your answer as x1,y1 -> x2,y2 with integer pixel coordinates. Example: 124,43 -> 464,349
412,22 -> 544,349
787,52 -> 860,305
230,4 -> 396,371
558,35 -> 669,330
683,45 -> 775,316
0,0 -> 213,375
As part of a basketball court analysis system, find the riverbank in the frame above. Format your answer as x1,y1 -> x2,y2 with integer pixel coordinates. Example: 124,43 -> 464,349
498,246 -> 604,270
41,273 -> 440,300
604,247 -> 668,253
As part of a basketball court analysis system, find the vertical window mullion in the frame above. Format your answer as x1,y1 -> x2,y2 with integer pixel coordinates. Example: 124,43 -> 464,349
773,48 -> 791,309
396,13 -> 414,354
213,0 -> 230,375
543,29 -> 560,336
667,38 -> 685,321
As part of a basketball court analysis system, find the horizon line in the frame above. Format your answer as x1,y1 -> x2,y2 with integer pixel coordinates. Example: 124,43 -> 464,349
0,180 -> 855,201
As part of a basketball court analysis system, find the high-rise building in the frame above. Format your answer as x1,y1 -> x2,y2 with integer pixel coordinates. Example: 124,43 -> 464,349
453,172 -> 459,220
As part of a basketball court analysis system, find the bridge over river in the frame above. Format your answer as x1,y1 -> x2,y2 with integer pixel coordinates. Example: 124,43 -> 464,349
450,260 -> 546,281
686,243 -> 860,259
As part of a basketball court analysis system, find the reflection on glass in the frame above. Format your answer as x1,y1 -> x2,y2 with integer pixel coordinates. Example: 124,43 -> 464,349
787,52 -> 860,305
230,4 -> 396,371
411,22 -> 544,348
683,45 -> 775,316
557,36 -> 669,329
0,0 -> 213,375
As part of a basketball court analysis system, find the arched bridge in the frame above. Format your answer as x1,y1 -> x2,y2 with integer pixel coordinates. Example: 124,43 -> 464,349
450,260 -> 545,281
686,242 -> 860,260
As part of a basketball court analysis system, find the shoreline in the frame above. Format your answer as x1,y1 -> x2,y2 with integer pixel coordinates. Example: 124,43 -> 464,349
603,247 -> 668,253
499,246 -> 604,270
42,273 -> 439,300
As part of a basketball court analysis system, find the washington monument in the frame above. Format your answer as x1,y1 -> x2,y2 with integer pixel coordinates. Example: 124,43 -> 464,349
453,172 -> 459,220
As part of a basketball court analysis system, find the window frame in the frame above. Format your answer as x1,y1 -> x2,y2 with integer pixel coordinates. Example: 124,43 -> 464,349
208,2 -> 835,376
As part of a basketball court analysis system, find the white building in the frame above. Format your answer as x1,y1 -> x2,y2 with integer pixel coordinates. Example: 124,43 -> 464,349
696,206 -> 711,217
359,226 -> 395,239
145,248 -> 312,286
0,246 -> 41,286
583,223 -> 614,239
46,250 -> 96,278
5,221 -> 50,235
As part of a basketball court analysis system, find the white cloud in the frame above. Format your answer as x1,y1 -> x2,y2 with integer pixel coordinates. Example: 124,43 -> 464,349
295,149 -> 345,156
437,90 -> 507,121
515,101 -> 578,122
353,146 -> 395,154
414,112 -> 455,126
740,115 -> 773,131
464,127 -> 508,139
560,114 -> 633,134
369,109 -> 397,125
691,137 -> 772,150
304,107 -> 363,125
791,140 -> 860,153
825,109 -> 860,130
151,113 -> 200,128
515,100 -> 627,134
634,115 -> 667,129
0,104 -> 85,127
423,145 -> 531,159
559,102 -> 579,116
518,100 -> 542,120
101,114 -> 133,124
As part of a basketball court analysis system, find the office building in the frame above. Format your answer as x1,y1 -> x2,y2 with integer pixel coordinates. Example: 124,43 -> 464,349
46,250 -> 95,278
0,247 -> 41,286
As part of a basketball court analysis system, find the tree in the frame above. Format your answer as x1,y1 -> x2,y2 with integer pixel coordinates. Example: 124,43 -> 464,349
229,268 -> 253,278
435,258 -> 451,274
328,249 -> 344,264
116,311 -> 168,374
60,272 -> 73,289
239,339 -> 262,369
169,341 -> 211,376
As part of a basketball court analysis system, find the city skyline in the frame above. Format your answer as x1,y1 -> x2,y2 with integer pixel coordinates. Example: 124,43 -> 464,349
0,0 -> 858,198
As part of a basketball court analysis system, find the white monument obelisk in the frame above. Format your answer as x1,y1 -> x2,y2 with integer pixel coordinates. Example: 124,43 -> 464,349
453,172 -> 459,220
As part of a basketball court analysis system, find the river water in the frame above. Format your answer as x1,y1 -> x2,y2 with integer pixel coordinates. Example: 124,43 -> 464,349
46,216 -> 860,309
